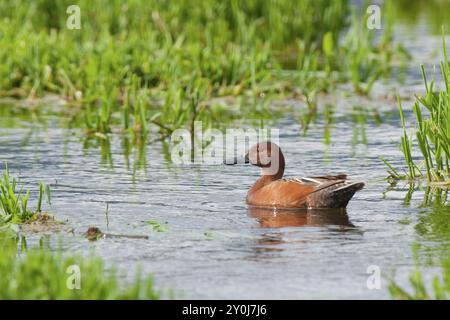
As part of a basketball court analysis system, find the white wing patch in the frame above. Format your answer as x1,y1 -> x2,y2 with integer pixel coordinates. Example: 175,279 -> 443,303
298,177 -> 322,184
282,176 -> 350,189
282,177 -> 322,185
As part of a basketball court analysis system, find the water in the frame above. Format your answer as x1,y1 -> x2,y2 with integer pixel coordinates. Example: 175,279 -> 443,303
1,14 -> 449,299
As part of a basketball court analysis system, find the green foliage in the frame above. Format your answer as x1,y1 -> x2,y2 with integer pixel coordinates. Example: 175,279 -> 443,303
0,0 -> 398,136
342,2 -> 404,95
0,235 -> 159,299
0,164 -> 49,228
385,29 -> 450,181
0,164 -> 33,225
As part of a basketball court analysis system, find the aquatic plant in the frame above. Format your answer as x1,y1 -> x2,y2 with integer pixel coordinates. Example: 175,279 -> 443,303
384,30 -> 450,182
0,164 -> 49,228
145,220 -> 168,233
0,234 -> 160,299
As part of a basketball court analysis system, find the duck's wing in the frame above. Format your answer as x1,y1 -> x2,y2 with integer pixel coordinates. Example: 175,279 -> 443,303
283,175 -> 364,208
282,175 -> 347,191
247,175 -> 364,209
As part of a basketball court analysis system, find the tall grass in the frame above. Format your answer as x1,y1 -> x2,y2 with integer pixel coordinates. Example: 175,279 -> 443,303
385,30 -> 450,182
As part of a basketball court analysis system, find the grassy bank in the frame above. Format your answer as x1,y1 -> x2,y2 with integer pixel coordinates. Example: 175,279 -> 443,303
0,234 -> 159,299
0,0 -> 401,137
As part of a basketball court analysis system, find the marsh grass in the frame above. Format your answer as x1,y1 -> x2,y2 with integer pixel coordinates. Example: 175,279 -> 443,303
343,1 -> 408,95
384,30 -> 450,182
0,234 -> 160,299
0,0 -> 401,139
0,164 -> 49,229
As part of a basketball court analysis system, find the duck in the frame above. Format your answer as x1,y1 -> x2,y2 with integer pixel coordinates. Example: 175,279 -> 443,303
227,141 -> 364,209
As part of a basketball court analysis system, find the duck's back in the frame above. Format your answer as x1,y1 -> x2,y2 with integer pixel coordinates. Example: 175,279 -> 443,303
246,175 -> 364,209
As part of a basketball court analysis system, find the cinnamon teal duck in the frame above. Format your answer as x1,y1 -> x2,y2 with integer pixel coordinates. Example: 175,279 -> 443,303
227,141 -> 364,209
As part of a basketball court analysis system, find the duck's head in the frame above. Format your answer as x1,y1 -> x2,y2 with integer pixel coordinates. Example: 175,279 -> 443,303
245,141 -> 285,176
244,141 -> 278,165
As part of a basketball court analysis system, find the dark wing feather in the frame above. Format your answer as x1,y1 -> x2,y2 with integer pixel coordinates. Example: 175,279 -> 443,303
283,175 -> 364,208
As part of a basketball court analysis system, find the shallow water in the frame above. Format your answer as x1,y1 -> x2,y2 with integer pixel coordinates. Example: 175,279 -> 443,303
1,15 -> 450,299
0,105 -> 446,299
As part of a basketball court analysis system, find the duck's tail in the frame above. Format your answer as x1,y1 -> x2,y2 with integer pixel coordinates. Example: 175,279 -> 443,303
306,179 -> 365,209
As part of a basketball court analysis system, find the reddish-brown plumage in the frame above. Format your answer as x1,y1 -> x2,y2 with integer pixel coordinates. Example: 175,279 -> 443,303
246,178 -> 315,208
243,142 -> 364,209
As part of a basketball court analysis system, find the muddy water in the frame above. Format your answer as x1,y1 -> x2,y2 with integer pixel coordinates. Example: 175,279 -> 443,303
1,21 -> 449,299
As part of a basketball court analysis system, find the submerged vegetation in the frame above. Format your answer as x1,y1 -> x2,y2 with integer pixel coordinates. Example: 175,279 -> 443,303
389,249 -> 450,300
0,234 -> 159,299
0,0 -> 402,139
385,181 -> 450,300
384,30 -> 450,182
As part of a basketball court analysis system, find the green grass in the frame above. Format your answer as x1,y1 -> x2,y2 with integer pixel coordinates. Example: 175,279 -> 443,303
384,29 -> 450,182
0,164 -> 49,228
0,0 -> 400,138
0,234 -> 159,299
342,2 -> 401,95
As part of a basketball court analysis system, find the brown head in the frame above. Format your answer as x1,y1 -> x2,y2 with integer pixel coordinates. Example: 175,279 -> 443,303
245,141 -> 285,179
225,141 -> 289,204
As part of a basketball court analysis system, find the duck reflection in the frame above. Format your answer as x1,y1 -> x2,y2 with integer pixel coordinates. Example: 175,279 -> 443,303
248,207 -> 357,256
248,206 -> 354,228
